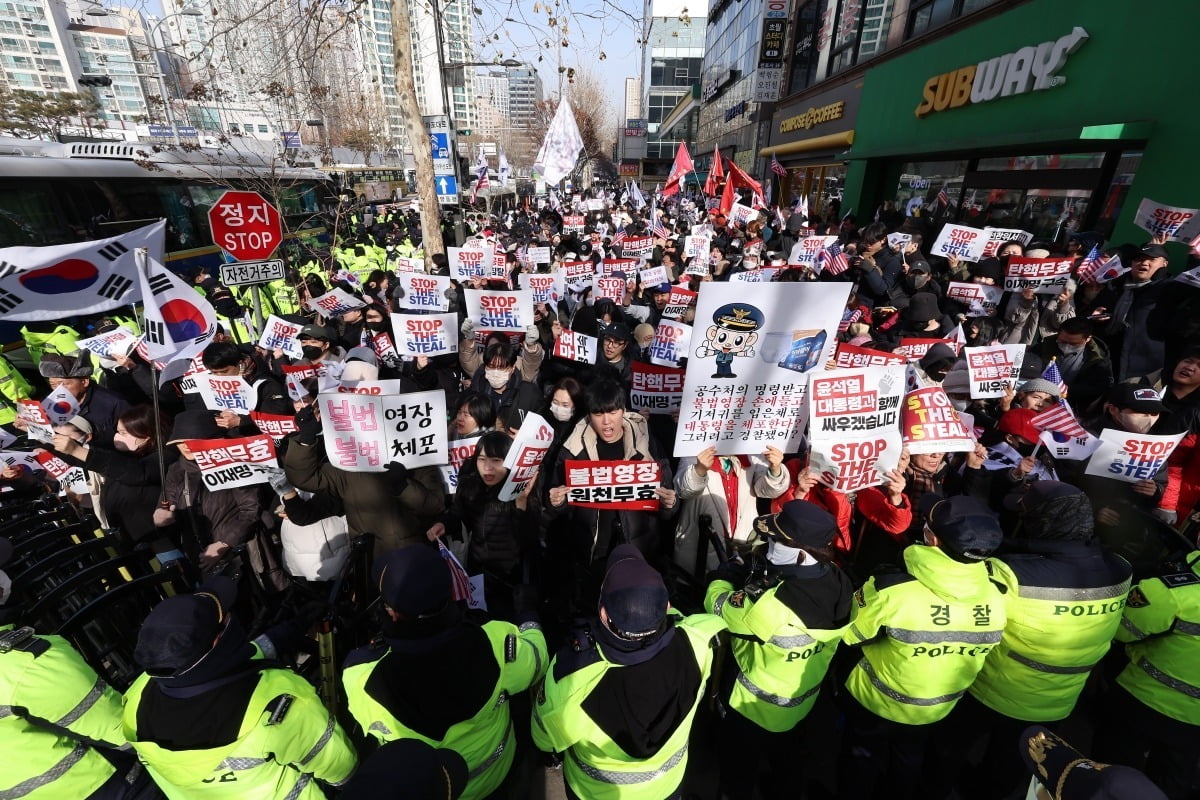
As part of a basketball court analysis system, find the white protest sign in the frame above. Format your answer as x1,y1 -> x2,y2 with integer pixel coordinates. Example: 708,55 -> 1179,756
980,227 -> 1034,258
199,374 -> 255,414
684,254 -> 710,278
397,273 -> 451,312
592,275 -> 626,303
648,320 -> 692,368
498,412 -> 555,501
946,281 -> 1003,316
560,260 -> 595,283
519,272 -> 563,305
394,313 -> 458,357
187,435 -> 278,490
675,282 -> 849,456
41,385 -> 80,426
931,224 -> 987,262
35,451 -> 88,495
1176,266 -> 1200,289
729,202 -> 756,226
440,438 -> 478,495
392,256 -> 421,273
887,232 -> 912,250
622,236 -> 655,258
447,243 -> 493,281
1084,429 -> 1186,484
1003,257 -> 1074,294
731,269 -> 779,283
965,344 -> 1025,399
809,428 -> 904,493
788,235 -> 838,267
75,327 -> 141,359
306,288 -> 365,317
684,234 -> 712,258
175,354 -> 207,395
257,315 -> 304,358
807,366 -> 905,438
1133,198 -> 1200,242
526,246 -> 552,265
464,289 -> 535,331
553,328 -> 598,364
335,379 -> 405,395
638,265 -> 669,288
318,389 -> 448,472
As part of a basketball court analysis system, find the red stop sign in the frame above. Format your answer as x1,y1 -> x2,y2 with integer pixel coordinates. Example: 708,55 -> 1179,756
207,190 -> 283,261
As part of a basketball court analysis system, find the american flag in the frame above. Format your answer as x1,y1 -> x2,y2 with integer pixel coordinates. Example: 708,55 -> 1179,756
436,538 -> 472,602
937,188 -> 950,207
1075,244 -> 1103,283
649,219 -> 671,240
819,241 -> 849,275
770,154 -> 787,177
1031,398 -> 1087,439
611,223 -> 627,247
1042,359 -> 1068,397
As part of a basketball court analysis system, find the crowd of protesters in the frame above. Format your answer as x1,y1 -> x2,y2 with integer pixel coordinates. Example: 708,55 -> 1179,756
2,184 -> 1199,800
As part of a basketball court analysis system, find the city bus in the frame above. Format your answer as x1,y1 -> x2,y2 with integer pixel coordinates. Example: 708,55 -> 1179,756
0,138 -> 338,274
326,166 -> 414,203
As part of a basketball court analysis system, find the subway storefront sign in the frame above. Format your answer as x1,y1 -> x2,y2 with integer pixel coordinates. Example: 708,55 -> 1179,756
915,26 -> 1089,118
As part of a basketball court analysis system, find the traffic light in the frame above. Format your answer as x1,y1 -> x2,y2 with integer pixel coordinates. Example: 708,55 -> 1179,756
78,74 -> 113,87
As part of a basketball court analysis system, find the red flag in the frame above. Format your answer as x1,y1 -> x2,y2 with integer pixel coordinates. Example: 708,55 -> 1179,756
703,144 -> 724,197
718,157 -> 764,215
662,142 -> 693,197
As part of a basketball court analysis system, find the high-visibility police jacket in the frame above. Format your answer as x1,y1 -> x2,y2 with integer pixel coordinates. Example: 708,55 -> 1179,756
268,281 -> 301,316
1,624 -> 128,799
343,619 -> 546,800
705,564 -> 852,732
532,614 -> 726,800
843,544 -> 1007,726
21,324 -> 81,364
1114,551 -> 1200,725
0,355 -> 32,425
970,540 -> 1132,722
123,658 -> 356,800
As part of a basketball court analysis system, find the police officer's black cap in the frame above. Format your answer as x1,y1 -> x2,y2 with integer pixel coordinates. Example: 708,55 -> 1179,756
374,545 -> 452,618
340,739 -> 468,800
753,500 -> 838,550
924,495 -> 1002,560
134,576 -> 238,676
1019,725 -> 1166,800
600,544 -> 669,640
0,537 -> 11,568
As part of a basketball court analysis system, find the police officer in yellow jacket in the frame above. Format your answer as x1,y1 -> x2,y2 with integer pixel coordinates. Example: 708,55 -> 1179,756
123,577 -> 356,800
342,544 -> 547,800
704,500 -> 852,798
1092,544 -> 1200,798
937,482 -> 1132,799
0,538 -> 161,799
0,353 -> 32,426
835,494 -> 1006,800
533,544 -> 727,800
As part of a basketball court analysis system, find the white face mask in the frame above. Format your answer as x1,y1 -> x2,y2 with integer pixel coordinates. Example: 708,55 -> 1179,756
1058,342 -> 1085,356
1118,411 -> 1157,434
0,569 -> 10,606
485,368 -> 511,389
550,402 -> 573,422
949,396 -> 970,412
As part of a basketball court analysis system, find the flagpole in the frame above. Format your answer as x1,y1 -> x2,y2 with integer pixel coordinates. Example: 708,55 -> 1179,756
134,248 -> 170,502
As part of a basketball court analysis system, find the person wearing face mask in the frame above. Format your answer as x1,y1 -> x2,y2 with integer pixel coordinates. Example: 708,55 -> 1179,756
631,323 -> 656,363
0,539 -> 165,800
426,431 -> 540,619
458,320 -> 544,385
1034,316 -> 1112,413
201,342 -> 291,435
51,408 -> 185,563
961,408 -> 1059,511
467,340 -> 543,422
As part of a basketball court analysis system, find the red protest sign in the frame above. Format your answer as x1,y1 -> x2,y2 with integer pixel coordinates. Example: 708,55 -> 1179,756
564,459 -> 662,510
832,343 -> 905,370
901,387 -> 974,454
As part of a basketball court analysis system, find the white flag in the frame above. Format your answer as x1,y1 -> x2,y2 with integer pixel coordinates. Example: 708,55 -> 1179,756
498,149 -> 511,188
135,250 -> 218,365
0,220 -> 164,320
533,100 -> 584,185
629,181 -> 646,210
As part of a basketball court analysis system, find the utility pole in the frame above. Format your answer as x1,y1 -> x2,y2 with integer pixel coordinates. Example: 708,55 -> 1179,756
390,0 -> 446,257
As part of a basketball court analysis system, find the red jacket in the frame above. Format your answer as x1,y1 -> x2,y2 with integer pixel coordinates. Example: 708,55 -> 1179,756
771,461 -> 853,553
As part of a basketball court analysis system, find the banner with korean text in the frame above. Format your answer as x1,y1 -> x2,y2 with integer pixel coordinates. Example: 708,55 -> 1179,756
565,459 -> 662,510
674,282 -> 848,456
965,344 -> 1025,399
317,390 -> 447,472
187,435 -> 278,490
499,412 -> 555,501
631,361 -> 685,414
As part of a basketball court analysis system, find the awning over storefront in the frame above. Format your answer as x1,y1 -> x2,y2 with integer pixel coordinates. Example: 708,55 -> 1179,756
845,120 -> 1152,160
760,129 -> 855,159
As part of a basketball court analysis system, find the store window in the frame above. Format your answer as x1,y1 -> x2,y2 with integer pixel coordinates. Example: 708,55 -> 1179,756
827,0 -> 864,76
893,159 -> 968,219
784,162 -> 847,223
1094,151 -> 1142,241
906,0 -> 995,40
976,152 -> 1105,171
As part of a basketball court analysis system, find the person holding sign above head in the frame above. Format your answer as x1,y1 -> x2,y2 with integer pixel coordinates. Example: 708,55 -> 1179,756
1083,241 -> 1170,382
342,544 -> 547,800
426,431 -> 541,621
546,380 -> 678,613
465,339 -> 543,425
